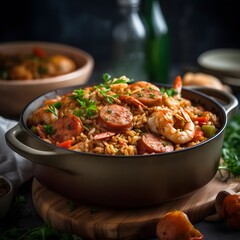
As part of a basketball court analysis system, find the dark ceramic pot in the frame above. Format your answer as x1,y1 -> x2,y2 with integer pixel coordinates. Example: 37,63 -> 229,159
5,85 -> 238,208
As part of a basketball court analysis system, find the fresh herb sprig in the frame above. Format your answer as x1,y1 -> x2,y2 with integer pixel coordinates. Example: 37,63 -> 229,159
100,73 -> 133,86
96,87 -> 118,104
46,102 -> 62,117
43,124 -> 55,135
0,225 -> 83,240
0,194 -> 84,240
219,113 -> 240,177
71,73 -> 132,115
94,73 -> 133,103
71,89 -> 97,118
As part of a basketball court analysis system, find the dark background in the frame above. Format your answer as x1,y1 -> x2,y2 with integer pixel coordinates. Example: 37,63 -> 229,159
1,0 -> 240,79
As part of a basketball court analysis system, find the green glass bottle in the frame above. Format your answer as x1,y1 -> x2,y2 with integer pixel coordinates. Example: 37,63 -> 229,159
143,0 -> 170,84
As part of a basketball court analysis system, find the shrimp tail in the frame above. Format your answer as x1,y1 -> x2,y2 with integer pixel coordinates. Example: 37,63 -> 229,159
180,107 -> 191,122
173,75 -> 182,97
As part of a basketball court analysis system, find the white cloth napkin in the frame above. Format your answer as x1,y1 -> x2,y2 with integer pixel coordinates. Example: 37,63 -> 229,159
0,116 -> 33,187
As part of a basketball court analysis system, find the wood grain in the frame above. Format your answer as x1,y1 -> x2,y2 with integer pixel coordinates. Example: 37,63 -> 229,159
32,174 -> 240,240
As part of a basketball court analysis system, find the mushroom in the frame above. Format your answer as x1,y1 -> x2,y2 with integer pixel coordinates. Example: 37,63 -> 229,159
156,210 -> 203,240
205,189 -> 240,229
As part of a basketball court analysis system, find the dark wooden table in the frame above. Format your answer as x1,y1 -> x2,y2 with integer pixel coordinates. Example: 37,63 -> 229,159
1,64 -> 240,239
1,178 -> 240,239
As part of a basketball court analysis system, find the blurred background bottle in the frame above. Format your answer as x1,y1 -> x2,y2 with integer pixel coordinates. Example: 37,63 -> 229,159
143,0 -> 170,84
110,0 -> 148,81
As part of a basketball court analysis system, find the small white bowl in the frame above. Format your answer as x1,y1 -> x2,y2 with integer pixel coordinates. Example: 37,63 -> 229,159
0,175 -> 14,218
197,48 -> 240,89
197,48 -> 240,77
0,41 -> 94,117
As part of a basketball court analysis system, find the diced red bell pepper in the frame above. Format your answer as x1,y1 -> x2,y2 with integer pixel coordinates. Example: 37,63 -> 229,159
195,116 -> 208,126
32,47 -> 46,58
56,140 -> 73,149
193,129 -> 204,141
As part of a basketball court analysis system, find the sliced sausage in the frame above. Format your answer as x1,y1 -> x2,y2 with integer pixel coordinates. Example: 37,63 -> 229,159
137,133 -> 174,154
51,114 -> 83,143
98,104 -> 133,132
93,131 -> 116,140
131,88 -> 162,107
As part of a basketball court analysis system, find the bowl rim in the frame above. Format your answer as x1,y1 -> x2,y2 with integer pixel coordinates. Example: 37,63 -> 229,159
197,48 -> 240,76
0,175 -> 13,200
220,75 -> 240,87
0,41 -> 94,85
20,83 -> 228,158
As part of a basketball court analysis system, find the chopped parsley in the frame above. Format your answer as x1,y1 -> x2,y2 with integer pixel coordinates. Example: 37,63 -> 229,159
95,87 -> 118,104
149,93 -> 156,99
137,93 -> 144,98
101,73 -> 133,86
43,124 -> 55,135
94,73 -> 133,103
160,87 -> 178,97
37,66 -> 48,75
71,89 -> 97,118
46,102 -> 62,116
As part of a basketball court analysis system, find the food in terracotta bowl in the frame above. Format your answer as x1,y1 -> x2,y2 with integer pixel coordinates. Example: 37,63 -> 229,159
0,176 -> 14,218
0,41 -> 94,117
5,74 -> 238,207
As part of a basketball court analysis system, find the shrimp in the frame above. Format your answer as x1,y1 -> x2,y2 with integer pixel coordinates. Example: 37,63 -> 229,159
161,76 -> 182,110
9,65 -> 33,80
43,96 -> 61,106
48,55 -> 76,76
163,76 -> 191,110
172,75 -> 182,98
119,95 -> 147,108
129,81 -> 160,92
162,92 -> 180,110
148,107 -> 195,144
27,106 -> 58,125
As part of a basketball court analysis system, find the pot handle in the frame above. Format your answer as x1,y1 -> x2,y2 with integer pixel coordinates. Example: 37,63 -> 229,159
5,123 -> 75,171
188,86 -> 238,119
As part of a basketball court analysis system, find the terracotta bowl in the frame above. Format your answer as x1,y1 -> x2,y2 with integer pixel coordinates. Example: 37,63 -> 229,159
0,41 -> 94,118
0,175 -> 14,218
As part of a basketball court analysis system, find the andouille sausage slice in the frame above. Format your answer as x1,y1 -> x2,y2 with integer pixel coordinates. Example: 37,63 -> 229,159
137,133 -> 174,154
131,88 -> 162,107
51,114 -> 83,143
93,131 -> 116,140
98,104 -> 133,132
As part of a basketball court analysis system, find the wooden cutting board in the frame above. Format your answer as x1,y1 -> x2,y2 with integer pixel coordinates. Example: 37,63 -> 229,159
32,174 -> 240,240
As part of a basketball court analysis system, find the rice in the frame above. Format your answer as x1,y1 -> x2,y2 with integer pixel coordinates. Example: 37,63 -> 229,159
27,76 -> 220,156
